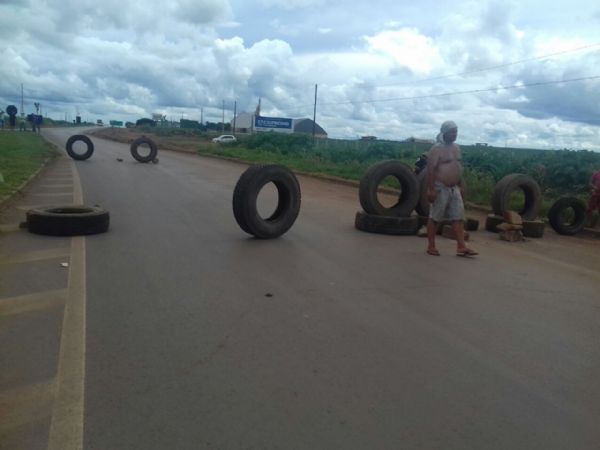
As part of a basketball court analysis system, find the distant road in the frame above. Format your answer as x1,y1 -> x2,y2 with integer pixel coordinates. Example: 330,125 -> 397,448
41,127 -> 600,450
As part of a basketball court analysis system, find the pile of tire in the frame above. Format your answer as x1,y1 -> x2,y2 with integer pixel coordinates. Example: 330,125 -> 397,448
547,197 -> 587,236
232,165 -> 301,239
355,161 -> 420,235
486,174 -> 545,238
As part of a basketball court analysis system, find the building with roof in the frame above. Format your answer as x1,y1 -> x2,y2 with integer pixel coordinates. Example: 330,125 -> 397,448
232,113 -> 327,138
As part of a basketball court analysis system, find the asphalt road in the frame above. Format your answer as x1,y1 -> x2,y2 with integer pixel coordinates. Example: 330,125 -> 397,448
42,127 -> 600,450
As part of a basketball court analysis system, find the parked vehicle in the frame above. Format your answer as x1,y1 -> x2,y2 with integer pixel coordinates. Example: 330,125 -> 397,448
212,135 -> 237,143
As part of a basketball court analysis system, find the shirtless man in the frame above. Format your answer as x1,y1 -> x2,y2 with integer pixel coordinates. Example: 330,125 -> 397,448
426,120 -> 478,256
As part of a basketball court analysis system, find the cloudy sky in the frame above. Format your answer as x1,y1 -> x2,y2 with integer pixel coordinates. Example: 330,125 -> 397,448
1,0 -> 600,149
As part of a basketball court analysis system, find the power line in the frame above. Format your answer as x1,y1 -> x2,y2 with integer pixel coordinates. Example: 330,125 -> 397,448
312,74 -> 600,108
279,42 -> 600,113
369,42 -> 600,88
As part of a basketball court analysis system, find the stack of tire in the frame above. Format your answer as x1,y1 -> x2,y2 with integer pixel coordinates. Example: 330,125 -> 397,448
486,174 -> 545,238
355,161 -> 421,235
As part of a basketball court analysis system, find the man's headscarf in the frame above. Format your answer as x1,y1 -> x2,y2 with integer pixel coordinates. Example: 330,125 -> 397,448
436,120 -> 457,144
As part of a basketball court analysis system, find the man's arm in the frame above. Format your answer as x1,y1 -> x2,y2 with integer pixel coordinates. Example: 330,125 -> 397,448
426,146 -> 440,203
455,146 -> 466,195
426,146 -> 439,190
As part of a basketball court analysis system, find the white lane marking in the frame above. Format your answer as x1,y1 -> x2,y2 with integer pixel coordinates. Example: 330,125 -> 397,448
47,160 -> 86,450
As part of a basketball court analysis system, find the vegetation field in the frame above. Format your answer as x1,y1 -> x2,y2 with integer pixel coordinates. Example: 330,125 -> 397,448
196,132 -> 600,215
0,131 -> 58,199
98,127 -> 600,216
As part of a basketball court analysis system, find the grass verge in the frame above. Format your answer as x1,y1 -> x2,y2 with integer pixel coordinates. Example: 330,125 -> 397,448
0,131 -> 58,200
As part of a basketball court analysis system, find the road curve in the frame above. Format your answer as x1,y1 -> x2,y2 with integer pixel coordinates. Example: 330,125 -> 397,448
42,127 -> 600,450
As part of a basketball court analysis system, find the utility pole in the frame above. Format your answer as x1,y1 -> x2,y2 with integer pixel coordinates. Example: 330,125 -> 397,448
312,84 -> 318,143
222,100 -> 225,134
20,84 -> 24,119
232,100 -> 237,135
200,107 -> 204,127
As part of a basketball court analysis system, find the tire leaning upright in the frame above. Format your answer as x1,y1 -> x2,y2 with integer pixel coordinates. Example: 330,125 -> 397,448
66,135 -> 94,160
130,136 -> 158,163
359,160 -> 419,217
232,165 -> 301,239
547,197 -> 586,236
492,173 -> 542,220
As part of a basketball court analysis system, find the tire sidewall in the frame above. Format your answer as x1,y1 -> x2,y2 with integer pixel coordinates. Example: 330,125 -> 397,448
66,135 -> 94,160
548,197 -> 586,236
130,137 -> 158,163
492,174 -> 541,220
26,205 -> 109,236
359,160 -> 419,217
355,211 -> 420,235
233,165 -> 301,239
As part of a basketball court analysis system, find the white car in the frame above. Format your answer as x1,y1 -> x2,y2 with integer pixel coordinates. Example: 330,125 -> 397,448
212,135 -> 237,143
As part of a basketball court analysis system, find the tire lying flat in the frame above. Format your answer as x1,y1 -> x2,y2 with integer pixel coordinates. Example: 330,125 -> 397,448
548,197 -> 586,236
492,174 -> 542,220
355,211 -> 420,235
26,205 -> 109,236
359,160 -> 419,217
130,136 -> 158,163
233,165 -> 301,239
66,135 -> 94,160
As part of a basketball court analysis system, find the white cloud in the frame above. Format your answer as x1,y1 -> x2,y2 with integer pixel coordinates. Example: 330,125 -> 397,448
365,28 -> 441,75
1,0 -> 599,149
259,0 -> 325,10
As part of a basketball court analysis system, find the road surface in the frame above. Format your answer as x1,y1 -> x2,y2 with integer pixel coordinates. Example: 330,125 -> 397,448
2,127 -> 599,450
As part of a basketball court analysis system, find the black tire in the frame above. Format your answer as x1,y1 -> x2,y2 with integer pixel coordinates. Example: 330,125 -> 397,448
26,205 -> 109,236
522,220 -> 545,238
415,169 -> 430,217
492,174 -> 542,220
485,214 -> 504,233
130,137 -> 158,163
66,135 -> 94,160
359,160 -> 419,217
355,211 -> 420,235
233,165 -> 301,239
548,197 -> 586,236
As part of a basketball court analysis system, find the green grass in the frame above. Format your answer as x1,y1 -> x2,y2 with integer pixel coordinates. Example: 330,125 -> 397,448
0,131 -> 58,198
198,142 -> 371,182
135,129 -> 598,216
198,138 -> 500,206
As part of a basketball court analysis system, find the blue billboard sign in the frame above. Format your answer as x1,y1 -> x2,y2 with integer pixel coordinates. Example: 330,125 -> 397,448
254,116 -> 293,132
